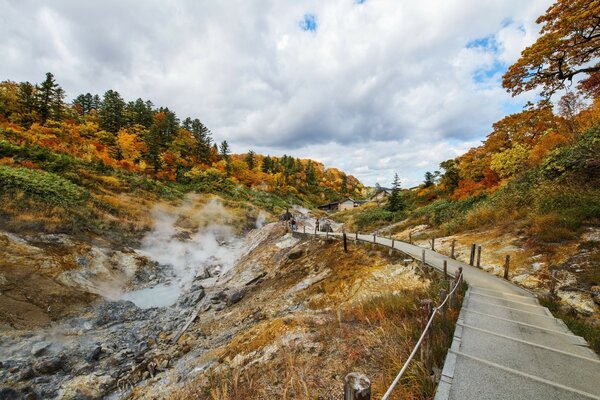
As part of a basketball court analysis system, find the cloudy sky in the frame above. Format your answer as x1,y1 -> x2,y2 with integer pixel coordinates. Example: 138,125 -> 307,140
0,0 -> 551,186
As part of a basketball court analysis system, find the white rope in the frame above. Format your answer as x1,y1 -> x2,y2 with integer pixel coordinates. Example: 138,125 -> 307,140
381,271 -> 463,400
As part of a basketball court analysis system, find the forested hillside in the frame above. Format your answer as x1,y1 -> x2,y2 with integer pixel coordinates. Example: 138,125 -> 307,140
0,74 -> 362,239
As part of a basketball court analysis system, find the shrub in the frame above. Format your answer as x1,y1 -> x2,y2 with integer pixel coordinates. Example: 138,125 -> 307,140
0,165 -> 89,206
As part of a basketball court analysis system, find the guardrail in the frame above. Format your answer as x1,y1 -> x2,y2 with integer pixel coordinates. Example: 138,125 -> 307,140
293,229 -> 465,399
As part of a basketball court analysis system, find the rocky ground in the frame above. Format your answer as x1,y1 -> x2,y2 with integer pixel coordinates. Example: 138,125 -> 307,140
0,208 -> 435,399
388,224 -> 600,317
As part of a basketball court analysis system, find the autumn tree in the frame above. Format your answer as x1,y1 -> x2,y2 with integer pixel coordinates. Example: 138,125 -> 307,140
503,0 -> 600,98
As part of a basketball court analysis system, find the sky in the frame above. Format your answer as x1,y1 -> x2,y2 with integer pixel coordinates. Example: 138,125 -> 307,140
0,0 -> 552,187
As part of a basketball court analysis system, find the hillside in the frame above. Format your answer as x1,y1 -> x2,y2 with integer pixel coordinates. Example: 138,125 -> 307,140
0,74 -> 362,242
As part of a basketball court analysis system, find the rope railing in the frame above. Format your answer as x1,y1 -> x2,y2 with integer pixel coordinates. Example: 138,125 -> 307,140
381,269 -> 463,400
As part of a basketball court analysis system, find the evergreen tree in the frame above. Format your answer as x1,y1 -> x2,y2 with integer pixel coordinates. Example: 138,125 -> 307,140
439,159 -> 460,194
183,117 -> 212,164
73,93 -> 97,115
305,160 -> 317,187
18,82 -> 37,127
124,98 -> 154,128
99,90 -> 125,133
424,171 -> 435,187
387,173 -> 404,212
36,72 -> 59,123
219,140 -> 231,176
262,155 -> 272,173
245,150 -> 256,170
51,87 -> 65,121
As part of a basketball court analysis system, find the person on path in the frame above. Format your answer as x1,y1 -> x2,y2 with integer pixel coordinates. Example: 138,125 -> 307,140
315,218 -> 320,232
291,217 -> 297,231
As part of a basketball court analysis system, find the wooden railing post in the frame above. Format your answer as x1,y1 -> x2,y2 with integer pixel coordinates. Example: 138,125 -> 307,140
450,281 -> 457,309
550,270 -> 558,296
343,233 -> 348,253
476,245 -> 482,268
469,244 -> 476,266
443,260 -> 448,280
420,299 -> 433,367
344,373 -> 371,400
504,255 -> 510,280
303,226 -> 306,234
391,238 -> 395,249
373,234 -> 376,243
431,237 -> 435,250
355,232 -> 358,241
451,239 -> 456,259
439,289 -> 448,317
422,249 -> 426,266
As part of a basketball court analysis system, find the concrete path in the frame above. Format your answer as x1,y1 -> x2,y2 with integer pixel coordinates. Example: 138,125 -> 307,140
304,231 -> 600,400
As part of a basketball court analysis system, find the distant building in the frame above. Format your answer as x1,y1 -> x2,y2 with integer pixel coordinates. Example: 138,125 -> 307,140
318,198 -> 365,213
370,188 -> 393,202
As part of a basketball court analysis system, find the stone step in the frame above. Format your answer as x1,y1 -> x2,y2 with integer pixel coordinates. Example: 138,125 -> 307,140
459,309 -> 596,358
467,291 -> 549,313
456,325 -> 600,396
469,287 -> 538,302
439,351 -> 599,400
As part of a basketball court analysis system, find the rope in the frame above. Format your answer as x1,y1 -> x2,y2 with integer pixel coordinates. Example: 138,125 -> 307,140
381,271 -> 463,400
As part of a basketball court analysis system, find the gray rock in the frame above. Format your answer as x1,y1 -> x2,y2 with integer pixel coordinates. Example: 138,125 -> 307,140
33,356 -> 65,375
31,342 -> 51,357
227,290 -> 245,305
87,346 -> 102,363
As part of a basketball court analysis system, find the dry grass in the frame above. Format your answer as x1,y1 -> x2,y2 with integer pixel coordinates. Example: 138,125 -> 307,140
171,269 -> 464,399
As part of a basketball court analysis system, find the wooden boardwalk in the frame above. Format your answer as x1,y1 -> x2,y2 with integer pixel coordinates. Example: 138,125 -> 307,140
301,231 -> 600,400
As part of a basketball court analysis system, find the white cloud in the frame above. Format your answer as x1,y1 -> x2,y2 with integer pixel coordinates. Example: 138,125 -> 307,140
0,0 -> 552,186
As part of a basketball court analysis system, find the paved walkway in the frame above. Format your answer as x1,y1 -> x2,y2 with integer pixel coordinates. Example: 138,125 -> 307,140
303,231 -> 600,400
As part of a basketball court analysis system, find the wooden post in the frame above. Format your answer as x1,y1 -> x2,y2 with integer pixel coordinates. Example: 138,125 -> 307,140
409,232 -> 412,244
550,270 -> 558,296
422,249 -> 426,266
303,226 -> 306,234
373,234 -> 376,243
439,289 -> 448,317
344,372 -> 371,400
391,238 -> 395,249
343,233 -> 348,253
451,239 -> 456,259
431,237 -> 435,250
443,260 -> 448,280
420,299 -> 433,367
476,245 -> 482,268
355,232 -> 358,241
469,244 -> 476,266
457,267 -> 463,285
450,281 -> 457,309
504,255 -> 510,280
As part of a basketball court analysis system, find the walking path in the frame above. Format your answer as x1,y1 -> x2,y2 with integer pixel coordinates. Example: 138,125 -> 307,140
302,231 -> 600,400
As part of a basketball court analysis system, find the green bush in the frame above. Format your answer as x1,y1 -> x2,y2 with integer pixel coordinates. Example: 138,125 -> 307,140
354,207 -> 397,230
0,165 -> 89,206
